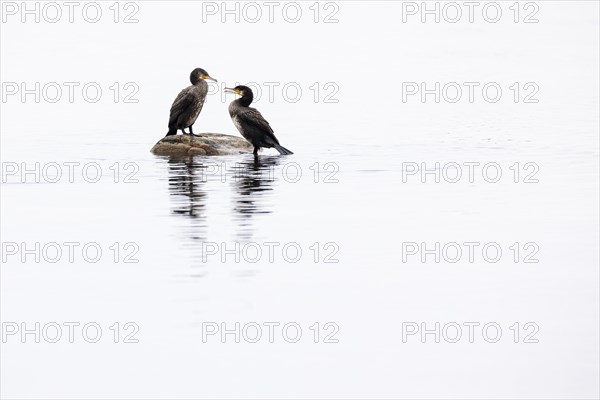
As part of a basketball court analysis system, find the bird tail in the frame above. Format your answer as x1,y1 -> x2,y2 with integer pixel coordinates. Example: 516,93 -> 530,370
166,129 -> 177,136
274,144 -> 294,155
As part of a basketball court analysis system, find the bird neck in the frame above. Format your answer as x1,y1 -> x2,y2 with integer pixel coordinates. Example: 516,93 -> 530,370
236,92 -> 253,107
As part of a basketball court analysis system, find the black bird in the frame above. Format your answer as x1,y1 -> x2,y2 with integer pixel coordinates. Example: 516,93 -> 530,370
224,85 -> 293,155
166,68 -> 217,137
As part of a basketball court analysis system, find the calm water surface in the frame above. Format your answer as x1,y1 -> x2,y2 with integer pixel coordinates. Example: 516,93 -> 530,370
1,1 -> 599,398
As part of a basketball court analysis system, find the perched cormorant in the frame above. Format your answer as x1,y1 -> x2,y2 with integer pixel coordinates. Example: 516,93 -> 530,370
224,86 -> 293,155
166,68 -> 217,137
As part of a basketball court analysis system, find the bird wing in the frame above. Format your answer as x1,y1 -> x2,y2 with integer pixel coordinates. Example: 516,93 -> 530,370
237,107 -> 280,144
169,87 -> 194,124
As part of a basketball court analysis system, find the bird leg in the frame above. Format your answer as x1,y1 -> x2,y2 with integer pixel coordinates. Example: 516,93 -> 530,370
188,126 -> 196,141
253,147 -> 259,155
189,125 -> 201,138
180,128 -> 195,142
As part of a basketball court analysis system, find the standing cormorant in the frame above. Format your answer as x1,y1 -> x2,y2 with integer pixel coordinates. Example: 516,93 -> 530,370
166,68 -> 217,137
224,85 -> 293,155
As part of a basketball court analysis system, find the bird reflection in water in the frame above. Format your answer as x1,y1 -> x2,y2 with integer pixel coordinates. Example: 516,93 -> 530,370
165,154 -> 281,242
166,158 -> 209,241
231,154 -> 281,240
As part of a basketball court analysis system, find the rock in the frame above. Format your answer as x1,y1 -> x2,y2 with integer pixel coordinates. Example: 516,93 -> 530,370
150,133 -> 252,157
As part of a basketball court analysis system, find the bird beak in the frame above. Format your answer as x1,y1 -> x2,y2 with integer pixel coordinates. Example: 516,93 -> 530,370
224,87 -> 239,95
203,75 -> 217,82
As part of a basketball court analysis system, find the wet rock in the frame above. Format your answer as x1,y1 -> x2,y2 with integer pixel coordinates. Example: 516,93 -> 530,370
150,133 -> 252,157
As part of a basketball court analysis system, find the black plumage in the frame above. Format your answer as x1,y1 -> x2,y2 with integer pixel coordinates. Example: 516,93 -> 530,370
225,85 -> 293,155
166,68 -> 216,137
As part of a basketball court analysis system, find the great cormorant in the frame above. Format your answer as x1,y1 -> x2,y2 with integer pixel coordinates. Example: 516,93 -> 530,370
224,85 -> 293,155
166,68 -> 217,137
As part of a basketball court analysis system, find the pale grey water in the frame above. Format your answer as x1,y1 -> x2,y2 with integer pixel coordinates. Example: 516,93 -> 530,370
1,1 -> 599,399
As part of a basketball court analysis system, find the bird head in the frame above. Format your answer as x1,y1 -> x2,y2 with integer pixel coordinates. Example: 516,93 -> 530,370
191,68 -> 217,84
224,85 -> 252,97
